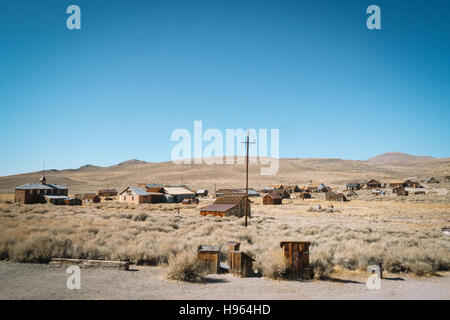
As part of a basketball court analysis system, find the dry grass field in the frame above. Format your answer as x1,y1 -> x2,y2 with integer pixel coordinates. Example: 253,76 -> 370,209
1,192 -> 449,280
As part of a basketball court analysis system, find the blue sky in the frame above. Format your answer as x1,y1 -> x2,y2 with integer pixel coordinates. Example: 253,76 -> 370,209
0,0 -> 449,176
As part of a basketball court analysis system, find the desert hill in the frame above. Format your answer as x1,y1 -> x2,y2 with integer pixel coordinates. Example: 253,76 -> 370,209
367,152 -> 435,163
0,153 -> 448,194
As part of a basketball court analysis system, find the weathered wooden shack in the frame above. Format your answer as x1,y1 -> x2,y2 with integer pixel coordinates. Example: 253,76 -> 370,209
75,193 -> 101,203
197,245 -> 221,274
423,177 -> 439,184
393,187 -> 409,196
163,187 -> 196,203
44,195 -> 69,205
389,180 -> 406,189
196,189 -> 208,197
213,195 -> 251,218
346,190 -> 358,197
97,189 -> 118,197
280,241 -> 310,280
200,203 -> 240,217
346,182 -> 361,190
65,198 -> 82,206
228,251 -> 254,277
325,192 -> 347,202
404,180 -> 420,188
263,193 -> 282,205
298,192 -> 312,200
366,179 -> 382,189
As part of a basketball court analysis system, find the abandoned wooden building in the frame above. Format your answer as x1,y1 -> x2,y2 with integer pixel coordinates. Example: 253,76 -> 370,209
306,182 -> 328,193
422,177 -> 439,184
196,189 -> 208,197
97,189 -> 118,197
346,182 -> 361,190
216,188 -> 259,197
215,195 -> 251,217
366,179 -> 382,189
325,191 -> 347,202
119,186 -> 164,204
43,195 -> 69,205
163,187 -> 196,203
201,195 -> 251,218
200,203 -> 240,217
14,175 -> 68,204
346,190 -> 358,197
389,180 -> 406,189
263,193 -> 282,205
280,241 -> 310,280
75,193 -> 101,203
298,192 -> 312,200
393,187 -> 409,196
65,197 -> 82,206
228,250 -> 254,277
404,180 -> 421,188
197,245 -> 221,274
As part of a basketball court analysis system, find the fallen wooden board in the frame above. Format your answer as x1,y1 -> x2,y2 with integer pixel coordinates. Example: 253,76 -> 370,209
49,258 -> 129,270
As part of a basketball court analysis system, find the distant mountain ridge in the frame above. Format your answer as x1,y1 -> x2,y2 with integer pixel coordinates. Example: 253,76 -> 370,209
0,152 -> 448,194
366,152 -> 435,163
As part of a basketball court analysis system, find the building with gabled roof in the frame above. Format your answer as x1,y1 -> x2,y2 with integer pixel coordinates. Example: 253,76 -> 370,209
163,186 -> 196,203
263,193 -> 282,205
200,203 -> 240,217
14,175 -> 68,204
97,189 -> 118,197
119,186 -> 164,204
201,195 -> 251,218
366,179 -> 382,189
389,180 -> 405,188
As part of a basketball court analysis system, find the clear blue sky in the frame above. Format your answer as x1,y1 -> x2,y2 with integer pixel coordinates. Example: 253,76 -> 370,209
1,0 -> 449,176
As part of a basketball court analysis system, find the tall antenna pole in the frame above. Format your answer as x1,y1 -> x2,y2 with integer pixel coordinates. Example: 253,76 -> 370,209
242,132 -> 255,227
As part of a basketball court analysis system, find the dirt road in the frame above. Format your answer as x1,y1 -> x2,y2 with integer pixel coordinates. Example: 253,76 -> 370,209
0,262 -> 448,300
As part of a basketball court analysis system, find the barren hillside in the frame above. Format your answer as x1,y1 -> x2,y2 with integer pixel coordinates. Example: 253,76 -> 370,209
0,153 -> 448,194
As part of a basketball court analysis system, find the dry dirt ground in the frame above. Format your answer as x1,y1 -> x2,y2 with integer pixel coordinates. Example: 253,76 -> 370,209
1,180 -> 449,300
0,262 -> 448,300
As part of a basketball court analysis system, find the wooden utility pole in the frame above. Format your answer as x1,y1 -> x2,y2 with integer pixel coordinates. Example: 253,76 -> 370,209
242,132 -> 255,227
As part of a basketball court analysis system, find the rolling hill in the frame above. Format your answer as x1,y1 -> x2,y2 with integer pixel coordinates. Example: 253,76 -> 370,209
0,153 -> 448,194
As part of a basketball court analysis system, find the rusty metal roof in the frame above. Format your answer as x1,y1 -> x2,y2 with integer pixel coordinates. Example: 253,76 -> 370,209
15,183 -> 67,190
214,195 -> 252,204
200,203 -> 238,212
120,186 -> 150,196
265,193 -> 282,199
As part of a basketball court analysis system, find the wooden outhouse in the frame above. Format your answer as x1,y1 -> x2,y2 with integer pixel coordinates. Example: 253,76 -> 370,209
197,245 -> 221,274
225,241 -> 241,251
280,241 -> 310,280
228,251 -> 254,277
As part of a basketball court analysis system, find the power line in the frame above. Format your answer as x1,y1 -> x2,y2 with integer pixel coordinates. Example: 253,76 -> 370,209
242,132 -> 255,227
